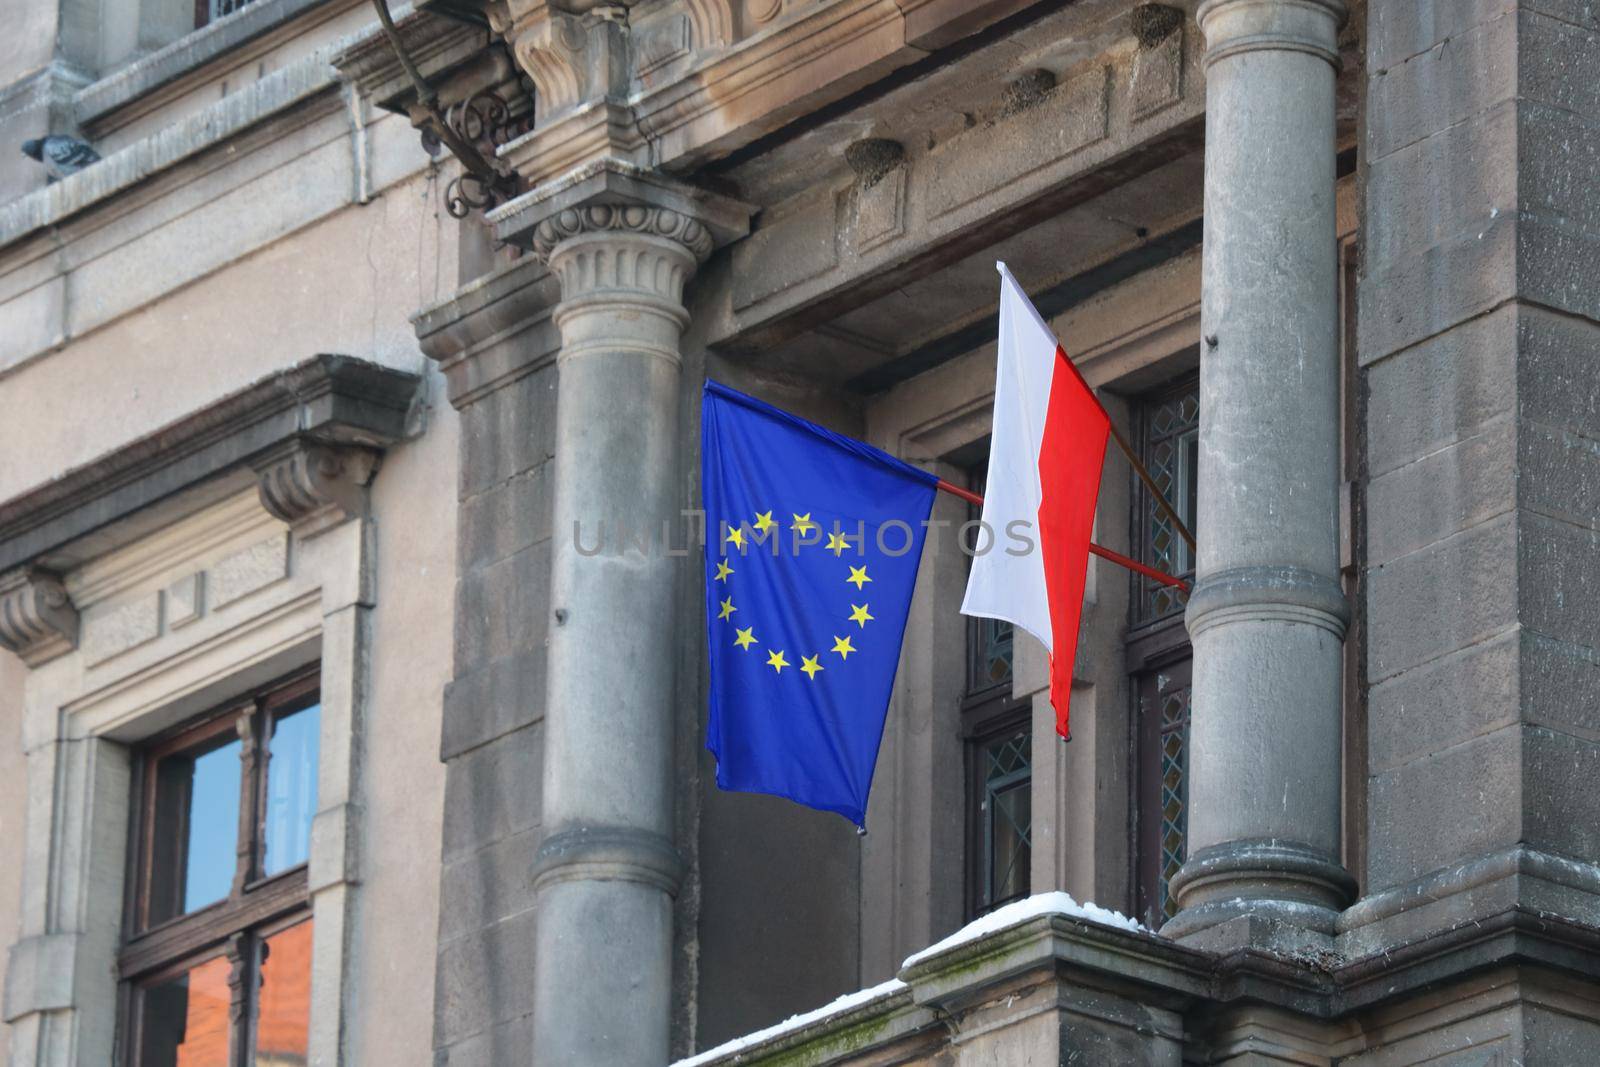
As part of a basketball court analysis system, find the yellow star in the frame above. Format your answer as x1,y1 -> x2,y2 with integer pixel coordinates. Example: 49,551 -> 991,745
753,511 -> 777,535
831,635 -> 856,660
714,560 -> 734,582
766,649 -> 789,673
800,654 -> 824,680
846,565 -> 872,589
726,525 -> 745,549
825,531 -> 854,556
733,627 -> 757,650
849,603 -> 874,628
792,512 -> 818,535
718,597 -> 736,620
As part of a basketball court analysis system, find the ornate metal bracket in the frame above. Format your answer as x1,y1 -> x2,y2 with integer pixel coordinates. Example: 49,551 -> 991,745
438,89 -> 533,218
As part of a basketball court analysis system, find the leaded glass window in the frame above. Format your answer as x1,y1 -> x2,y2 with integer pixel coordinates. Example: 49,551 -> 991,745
1135,383 -> 1199,624
975,724 -> 1032,913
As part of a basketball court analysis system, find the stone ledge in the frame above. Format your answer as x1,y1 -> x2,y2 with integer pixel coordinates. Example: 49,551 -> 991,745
74,0 -> 346,127
0,354 -> 420,576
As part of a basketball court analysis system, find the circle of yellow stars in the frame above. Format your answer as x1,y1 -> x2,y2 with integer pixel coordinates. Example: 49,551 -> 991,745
715,511 -> 874,680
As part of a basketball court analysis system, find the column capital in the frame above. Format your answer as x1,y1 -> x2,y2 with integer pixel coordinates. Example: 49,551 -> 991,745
491,159 -> 753,263
1195,0 -> 1347,68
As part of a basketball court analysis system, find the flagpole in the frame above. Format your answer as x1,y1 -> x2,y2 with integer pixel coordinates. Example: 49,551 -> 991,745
933,480 -> 1190,593
996,262 -> 1198,556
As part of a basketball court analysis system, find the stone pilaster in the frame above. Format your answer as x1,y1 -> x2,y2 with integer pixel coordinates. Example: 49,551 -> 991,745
1341,0 -> 1600,989
1165,0 -> 1354,943
489,161 -> 750,1066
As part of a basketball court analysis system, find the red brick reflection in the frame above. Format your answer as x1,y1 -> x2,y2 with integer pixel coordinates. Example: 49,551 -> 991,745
171,955 -> 230,1067
255,919 -> 312,1065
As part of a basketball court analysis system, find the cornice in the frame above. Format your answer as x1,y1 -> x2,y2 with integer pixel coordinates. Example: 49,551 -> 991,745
0,354 -> 420,577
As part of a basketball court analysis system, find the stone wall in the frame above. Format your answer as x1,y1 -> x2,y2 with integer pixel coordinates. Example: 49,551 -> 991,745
1351,0 -> 1600,959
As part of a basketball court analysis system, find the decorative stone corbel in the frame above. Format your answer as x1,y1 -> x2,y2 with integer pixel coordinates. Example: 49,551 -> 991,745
0,569 -> 79,667
254,442 -> 380,537
493,0 -> 629,123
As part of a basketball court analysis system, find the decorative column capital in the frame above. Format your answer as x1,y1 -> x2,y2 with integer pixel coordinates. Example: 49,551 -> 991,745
0,569 -> 79,667
254,441 -> 380,537
489,160 -> 753,316
1195,0 -> 1347,67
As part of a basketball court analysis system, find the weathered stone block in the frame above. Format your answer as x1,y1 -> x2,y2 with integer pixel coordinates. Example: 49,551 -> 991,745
1367,0 -> 1513,72
1364,305 -> 1516,470
432,905 -> 538,1046
1366,9 -> 1516,162
1367,726 -> 1523,890
1364,98 -> 1517,269
440,720 -> 543,863
440,648 -> 548,762
1366,418 -> 1516,565
1521,8 -> 1600,120
1366,512 -> 1518,683
437,827 -> 542,944
1518,510 -> 1600,653
452,539 -> 551,673
1523,726 -> 1600,864
1519,421 -> 1600,533
1522,630 -> 1600,740
1358,215 -> 1517,365
457,369 -> 556,499
1519,306 -> 1600,440
1368,629 -> 1521,775
1517,216 -> 1600,326
457,462 -> 553,572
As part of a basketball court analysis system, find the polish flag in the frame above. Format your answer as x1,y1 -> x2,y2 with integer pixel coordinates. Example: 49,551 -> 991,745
961,264 -> 1110,738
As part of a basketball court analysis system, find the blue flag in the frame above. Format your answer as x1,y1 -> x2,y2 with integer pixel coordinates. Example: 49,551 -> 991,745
702,380 -> 938,826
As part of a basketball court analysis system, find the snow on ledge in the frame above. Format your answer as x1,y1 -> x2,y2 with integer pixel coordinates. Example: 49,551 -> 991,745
671,979 -> 909,1067
671,893 -> 1146,1066
901,891 -> 1148,970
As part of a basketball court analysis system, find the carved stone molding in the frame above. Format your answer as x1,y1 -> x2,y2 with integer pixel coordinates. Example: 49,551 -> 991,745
254,443 -> 380,536
531,203 -> 715,262
0,569 -> 79,667
491,159 -> 753,268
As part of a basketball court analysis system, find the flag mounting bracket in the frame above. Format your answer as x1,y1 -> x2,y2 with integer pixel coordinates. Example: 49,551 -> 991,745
933,480 -> 1190,593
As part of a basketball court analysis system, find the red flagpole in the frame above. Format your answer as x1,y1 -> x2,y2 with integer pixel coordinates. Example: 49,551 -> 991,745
934,479 -> 1190,593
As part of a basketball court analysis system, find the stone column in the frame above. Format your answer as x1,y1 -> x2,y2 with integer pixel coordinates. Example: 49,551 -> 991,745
499,168 -> 748,1066
1165,0 -> 1355,942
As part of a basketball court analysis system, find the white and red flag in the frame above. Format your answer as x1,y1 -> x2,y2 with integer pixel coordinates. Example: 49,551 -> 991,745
962,263 -> 1110,738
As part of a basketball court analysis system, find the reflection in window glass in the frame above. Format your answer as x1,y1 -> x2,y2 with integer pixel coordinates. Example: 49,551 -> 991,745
252,920 -> 313,1067
262,704 -> 320,877
136,954 -> 231,1067
149,734 -> 241,926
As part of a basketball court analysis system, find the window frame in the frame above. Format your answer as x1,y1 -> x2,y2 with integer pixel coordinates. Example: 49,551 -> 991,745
1125,375 -> 1200,929
117,666 -> 320,1066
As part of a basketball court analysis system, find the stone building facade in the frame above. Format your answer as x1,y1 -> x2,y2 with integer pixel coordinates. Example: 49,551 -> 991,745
0,0 -> 1596,1063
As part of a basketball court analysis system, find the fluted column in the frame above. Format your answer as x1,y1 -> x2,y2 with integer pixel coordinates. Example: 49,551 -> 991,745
1165,0 -> 1355,941
506,171 -> 747,1065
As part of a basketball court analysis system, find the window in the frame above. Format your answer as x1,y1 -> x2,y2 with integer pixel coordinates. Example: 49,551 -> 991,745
195,0 -> 258,28
1128,376 -> 1199,929
120,670 -> 320,1067
961,460 -> 1031,918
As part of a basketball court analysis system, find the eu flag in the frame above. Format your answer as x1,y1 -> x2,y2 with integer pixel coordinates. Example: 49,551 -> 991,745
702,381 -> 938,826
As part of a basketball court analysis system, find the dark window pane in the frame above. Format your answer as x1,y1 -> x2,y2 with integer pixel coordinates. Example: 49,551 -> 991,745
252,920 -> 313,1066
262,704 -> 320,877
136,954 -> 232,1067
980,728 -> 1032,911
148,734 -> 241,926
